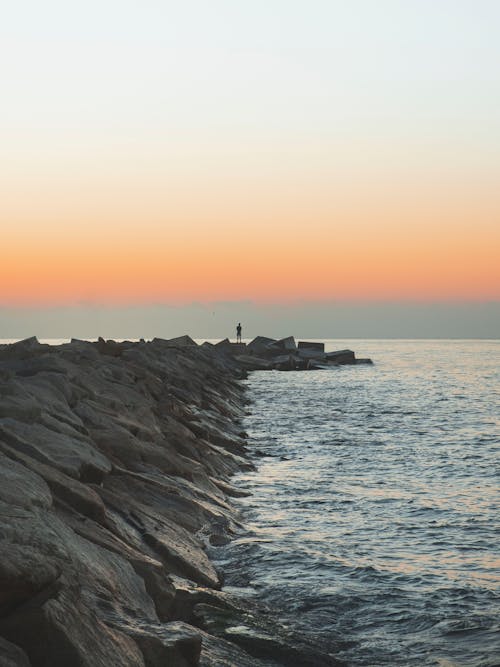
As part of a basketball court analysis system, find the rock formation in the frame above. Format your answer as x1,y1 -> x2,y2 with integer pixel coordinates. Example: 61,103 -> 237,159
0,337 -> 346,667
227,336 -> 372,371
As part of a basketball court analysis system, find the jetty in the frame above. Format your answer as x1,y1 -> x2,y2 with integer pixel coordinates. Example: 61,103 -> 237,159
208,335 -> 373,371
0,336 -> 362,666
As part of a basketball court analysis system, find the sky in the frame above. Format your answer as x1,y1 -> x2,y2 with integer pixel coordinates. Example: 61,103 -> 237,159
1,1 -> 499,336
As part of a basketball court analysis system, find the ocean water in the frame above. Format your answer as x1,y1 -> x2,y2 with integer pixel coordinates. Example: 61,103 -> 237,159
214,340 -> 500,667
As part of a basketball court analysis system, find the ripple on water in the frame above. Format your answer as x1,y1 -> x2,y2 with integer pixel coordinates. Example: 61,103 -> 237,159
213,340 -> 500,667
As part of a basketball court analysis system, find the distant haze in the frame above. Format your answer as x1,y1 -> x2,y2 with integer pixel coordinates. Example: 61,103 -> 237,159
1,301 -> 498,340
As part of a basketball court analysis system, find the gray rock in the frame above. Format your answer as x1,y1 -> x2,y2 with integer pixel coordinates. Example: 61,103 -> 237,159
267,336 -> 296,352
325,349 -> 356,365
297,348 -> 327,360
234,355 -> 273,371
298,341 -> 325,351
151,336 -> 197,347
0,637 -> 31,667
246,336 -> 277,355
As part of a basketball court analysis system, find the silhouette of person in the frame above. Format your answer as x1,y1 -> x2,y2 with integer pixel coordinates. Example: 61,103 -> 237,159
236,323 -> 242,343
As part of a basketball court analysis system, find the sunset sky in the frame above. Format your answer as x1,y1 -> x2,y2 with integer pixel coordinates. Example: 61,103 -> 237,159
1,1 -> 499,333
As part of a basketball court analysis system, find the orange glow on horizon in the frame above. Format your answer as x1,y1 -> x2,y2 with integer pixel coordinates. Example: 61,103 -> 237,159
2,208 -> 499,307
2,142 -> 499,307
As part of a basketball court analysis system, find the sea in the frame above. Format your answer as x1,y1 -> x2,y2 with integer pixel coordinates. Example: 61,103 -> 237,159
3,338 -> 499,665
211,340 -> 500,667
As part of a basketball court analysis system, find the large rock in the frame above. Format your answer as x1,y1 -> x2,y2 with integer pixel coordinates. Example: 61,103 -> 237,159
234,355 -> 274,371
0,637 -> 31,667
297,341 -> 324,352
325,349 -> 356,365
151,336 -> 197,348
170,578 -> 345,667
297,348 -> 327,361
267,337 -> 296,352
246,337 -> 277,355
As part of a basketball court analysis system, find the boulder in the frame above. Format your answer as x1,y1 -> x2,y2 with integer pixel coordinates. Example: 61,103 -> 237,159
306,360 -> 329,370
325,349 -> 356,365
0,337 -> 47,361
215,341 -> 247,356
0,637 -> 31,667
272,355 -> 296,371
297,341 -> 324,352
234,355 -> 273,371
267,337 -> 296,352
151,336 -> 197,347
297,349 -> 327,360
96,337 -> 123,357
0,586 -> 145,667
128,621 -> 202,667
191,587 -> 345,667
246,337 -> 277,355
0,419 -> 112,483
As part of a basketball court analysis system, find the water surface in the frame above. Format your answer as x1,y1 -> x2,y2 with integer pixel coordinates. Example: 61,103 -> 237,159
215,340 -> 499,666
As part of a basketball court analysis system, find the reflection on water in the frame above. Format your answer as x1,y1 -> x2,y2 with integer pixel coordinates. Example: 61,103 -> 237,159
213,340 -> 500,667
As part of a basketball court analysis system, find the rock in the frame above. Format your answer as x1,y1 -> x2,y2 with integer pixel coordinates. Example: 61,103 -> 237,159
192,598 -> 345,666
297,348 -> 327,360
0,452 -> 52,511
0,419 -> 112,482
297,341 -> 325,351
214,338 -> 231,348
199,629 -> 282,667
267,337 -> 297,352
246,337 -> 277,355
96,337 -> 124,357
151,336 -> 197,347
0,637 -> 31,667
234,355 -> 273,371
306,360 -> 329,370
0,586 -> 145,667
272,355 -> 296,371
214,341 -> 247,356
0,337 -> 44,361
325,349 -> 356,365
0,442 -> 106,523
107,620 -> 202,667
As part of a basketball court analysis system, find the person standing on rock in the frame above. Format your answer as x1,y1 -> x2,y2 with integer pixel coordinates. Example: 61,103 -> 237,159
236,323 -> 242,343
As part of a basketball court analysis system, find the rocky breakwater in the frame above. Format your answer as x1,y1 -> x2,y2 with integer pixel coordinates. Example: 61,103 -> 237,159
214,336 -> 373,371
0,336 -> 343,667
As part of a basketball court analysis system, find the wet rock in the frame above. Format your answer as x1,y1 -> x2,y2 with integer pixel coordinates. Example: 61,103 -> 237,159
200,629 -> 282,667
192,597 -> 344,667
